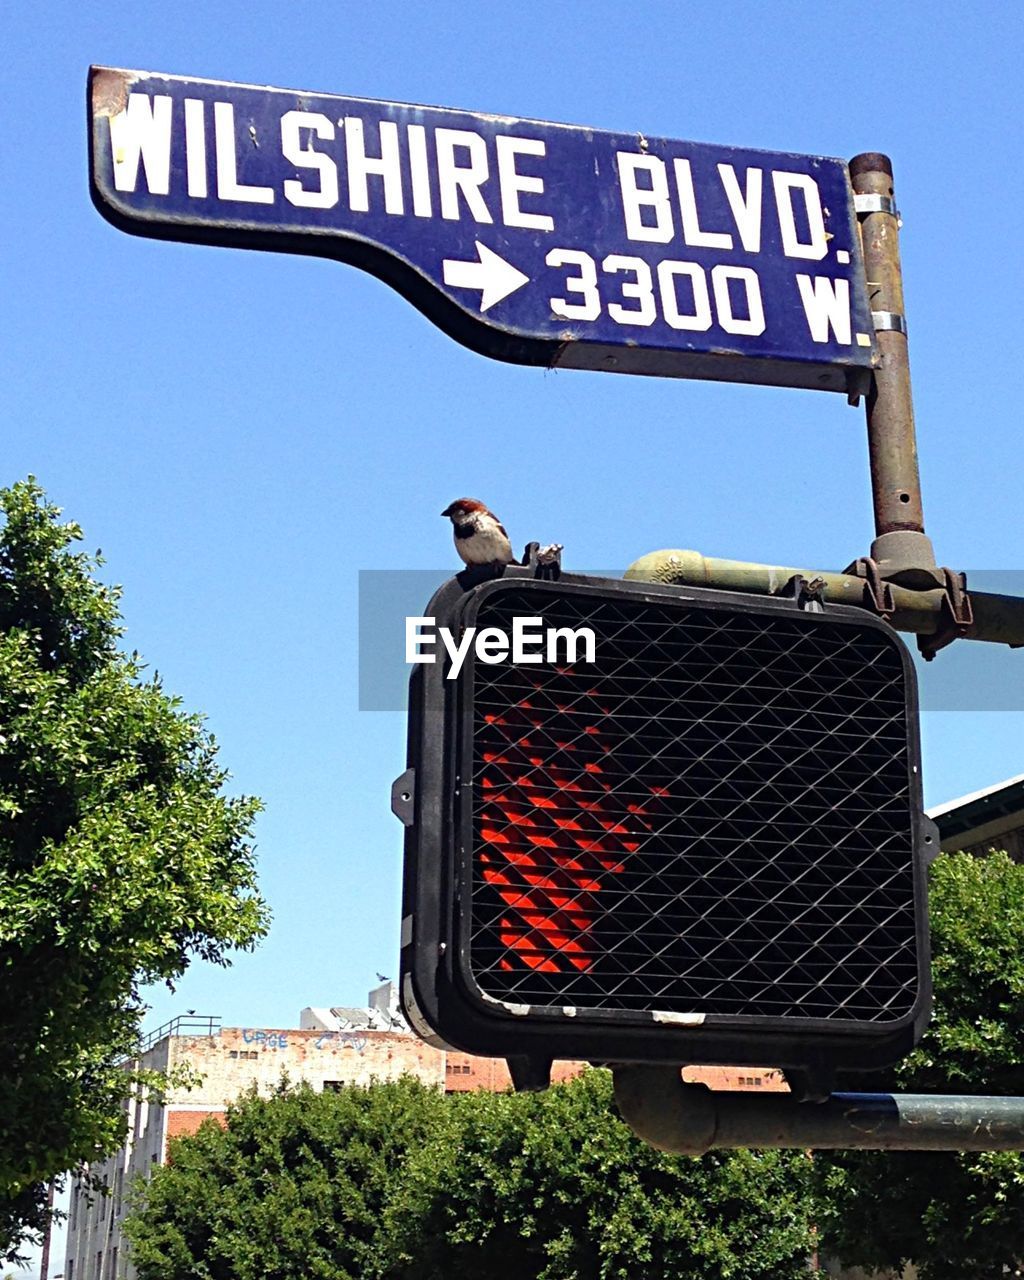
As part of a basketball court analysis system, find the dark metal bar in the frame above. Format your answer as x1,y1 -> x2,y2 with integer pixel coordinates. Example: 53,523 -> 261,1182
614,1066 -> 1024,1154
850,152 -> 939,586
137,1013 -> 221,1053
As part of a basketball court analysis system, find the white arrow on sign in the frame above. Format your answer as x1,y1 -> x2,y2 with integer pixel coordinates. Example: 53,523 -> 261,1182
442,241 -> 530,312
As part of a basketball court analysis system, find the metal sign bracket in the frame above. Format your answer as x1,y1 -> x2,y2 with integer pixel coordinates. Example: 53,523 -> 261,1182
854,192 -> 903,225
779,574 -> 828,612
917,568 -> 974,661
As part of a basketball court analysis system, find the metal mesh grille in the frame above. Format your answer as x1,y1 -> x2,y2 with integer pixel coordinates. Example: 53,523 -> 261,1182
466,585 -> 919,1023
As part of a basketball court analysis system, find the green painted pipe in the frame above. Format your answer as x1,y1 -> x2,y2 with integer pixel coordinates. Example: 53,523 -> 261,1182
625,550 -> 1024,648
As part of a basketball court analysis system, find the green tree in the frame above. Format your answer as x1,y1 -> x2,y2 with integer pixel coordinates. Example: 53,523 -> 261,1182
0,479 -> 268,1261
125,1071 -> 822,1280
816,850 -> 1024,1279
398,1068 -> 820,1280
124,1077 -> 454,1280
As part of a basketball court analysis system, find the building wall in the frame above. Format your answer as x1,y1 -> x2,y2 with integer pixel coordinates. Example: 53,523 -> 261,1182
65,1037 -> 169,1280
163,1026 -> 446,1103
165,1108 -> 227,1142
684,1064 -> 787,1092
954,820 -> 1024,860
442,1051 -> 587,1092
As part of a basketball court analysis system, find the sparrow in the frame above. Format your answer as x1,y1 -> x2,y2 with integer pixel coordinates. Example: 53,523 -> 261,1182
442,498 -> 516,567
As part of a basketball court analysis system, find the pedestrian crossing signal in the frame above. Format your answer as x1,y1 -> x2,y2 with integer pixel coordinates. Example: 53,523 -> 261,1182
396,568 -> 932,1088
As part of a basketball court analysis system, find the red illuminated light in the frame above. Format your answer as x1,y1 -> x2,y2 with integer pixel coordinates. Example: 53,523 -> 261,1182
476,680 -> 663,976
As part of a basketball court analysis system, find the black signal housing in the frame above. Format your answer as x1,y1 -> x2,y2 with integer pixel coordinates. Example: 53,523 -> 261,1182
397,568 -> 932,1084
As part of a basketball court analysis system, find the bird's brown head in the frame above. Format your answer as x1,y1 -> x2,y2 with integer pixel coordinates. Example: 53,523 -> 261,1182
441,498 -> 487,522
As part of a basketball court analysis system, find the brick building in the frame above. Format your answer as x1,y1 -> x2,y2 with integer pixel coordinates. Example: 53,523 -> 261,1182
62,983 -> 783,1280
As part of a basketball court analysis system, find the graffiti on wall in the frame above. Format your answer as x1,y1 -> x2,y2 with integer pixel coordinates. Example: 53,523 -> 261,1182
239,1029 -> 369,1053
314,1030 -> 368,1053
241,1029 -> 289,1050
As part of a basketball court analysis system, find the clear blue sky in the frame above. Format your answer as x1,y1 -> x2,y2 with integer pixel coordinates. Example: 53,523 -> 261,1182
5,1 -> 1023,1039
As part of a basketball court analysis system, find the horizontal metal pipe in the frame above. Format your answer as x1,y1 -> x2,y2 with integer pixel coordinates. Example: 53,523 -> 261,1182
625,549 -> 1024,647
613,1066 -> 1024,1154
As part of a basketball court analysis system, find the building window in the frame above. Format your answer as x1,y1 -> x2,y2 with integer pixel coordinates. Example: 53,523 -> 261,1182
66,1262 -> 73,1280
108,1245 -> 118,1279
97,1251 -> 103,1279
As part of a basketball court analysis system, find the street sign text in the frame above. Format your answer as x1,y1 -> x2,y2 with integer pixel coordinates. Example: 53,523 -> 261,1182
90,67 -> 877,393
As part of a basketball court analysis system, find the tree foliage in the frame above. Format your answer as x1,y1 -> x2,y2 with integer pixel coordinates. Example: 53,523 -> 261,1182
124,1070 -> 821,1280
0,1183 -> 51,1267
125,1076 -> 453,1280
816,850 -> 1024,1279
400,1069 -> 819,1280
0,479 -> 268,1260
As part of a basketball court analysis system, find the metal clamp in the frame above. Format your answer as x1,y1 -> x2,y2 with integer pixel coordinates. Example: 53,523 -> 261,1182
917,567 -> 973,661
854,193 -> 902,224
779,574 -> 827,612
844,557 -> 895,621
872,310 -> 908,335
391,768 -> 416,826
522,540 -> 563,580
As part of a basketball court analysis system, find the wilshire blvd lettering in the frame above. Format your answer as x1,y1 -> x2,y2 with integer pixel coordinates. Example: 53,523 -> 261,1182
108,92 -> 835,265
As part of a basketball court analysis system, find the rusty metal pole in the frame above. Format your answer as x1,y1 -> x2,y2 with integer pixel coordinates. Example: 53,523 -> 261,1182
850,153 -> 940,587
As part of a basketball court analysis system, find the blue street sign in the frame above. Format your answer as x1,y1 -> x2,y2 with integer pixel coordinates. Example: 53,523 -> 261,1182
89,66 -> 878,394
